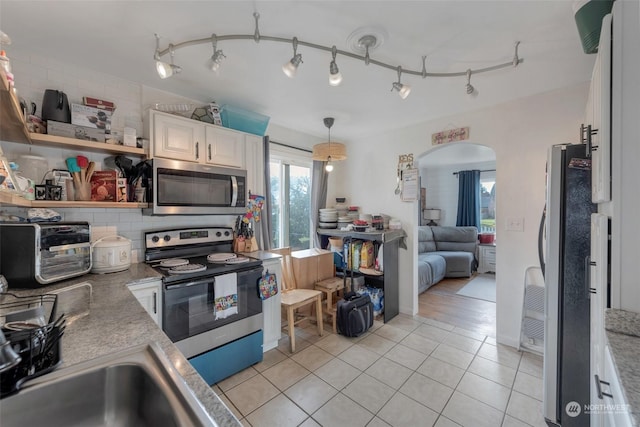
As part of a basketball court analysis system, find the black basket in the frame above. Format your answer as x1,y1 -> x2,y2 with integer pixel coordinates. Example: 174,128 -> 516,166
0,293 -> 64,398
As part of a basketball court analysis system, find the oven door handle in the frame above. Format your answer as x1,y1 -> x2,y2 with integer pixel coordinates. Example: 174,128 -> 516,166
47,242 -> 91,252
165,277 -> 213,290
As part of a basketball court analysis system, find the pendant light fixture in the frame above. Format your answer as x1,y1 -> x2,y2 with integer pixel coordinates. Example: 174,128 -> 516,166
312,117 -> 347,172
153,13 -> 523,95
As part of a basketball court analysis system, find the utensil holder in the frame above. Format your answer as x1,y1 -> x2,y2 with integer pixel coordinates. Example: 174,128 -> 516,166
74,181 -> 91,201
0,293 -> 63,398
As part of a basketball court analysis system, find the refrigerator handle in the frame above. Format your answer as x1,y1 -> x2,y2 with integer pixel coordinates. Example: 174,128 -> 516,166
595,374 -> 613,399
585,256 -> 596,298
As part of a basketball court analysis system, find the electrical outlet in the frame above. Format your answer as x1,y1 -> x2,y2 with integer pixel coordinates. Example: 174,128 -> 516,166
506,217 -> 524,231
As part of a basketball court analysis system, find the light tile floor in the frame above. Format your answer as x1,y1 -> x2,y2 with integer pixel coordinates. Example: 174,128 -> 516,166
214,315 -> 546,427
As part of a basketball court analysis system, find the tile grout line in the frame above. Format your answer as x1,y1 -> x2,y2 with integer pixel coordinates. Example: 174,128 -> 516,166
218,315 -> 545,427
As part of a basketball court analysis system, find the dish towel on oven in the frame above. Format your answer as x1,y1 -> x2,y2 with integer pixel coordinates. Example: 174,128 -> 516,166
214,272 -> 238,320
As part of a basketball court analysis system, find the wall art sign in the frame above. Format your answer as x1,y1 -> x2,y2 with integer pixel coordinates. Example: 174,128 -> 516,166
431,127 -> 470,145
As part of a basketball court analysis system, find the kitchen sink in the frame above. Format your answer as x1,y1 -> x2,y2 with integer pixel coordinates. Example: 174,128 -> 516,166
0,342 -> 217,427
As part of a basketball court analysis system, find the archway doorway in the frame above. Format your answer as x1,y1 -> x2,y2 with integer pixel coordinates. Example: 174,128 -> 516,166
416,143 -> 497,337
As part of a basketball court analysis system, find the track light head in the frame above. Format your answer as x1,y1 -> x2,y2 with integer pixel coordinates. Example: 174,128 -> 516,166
155,38 -> 181,79
391,66 -> 411,99
156,61 -> 172,79
329,61 -> 342,86
210,49 -> 226,72
392,82 -> 411,99
282,53 -> 302,77
466,82 -> 475,95
466,69 -> 478,98
328,45 -> 343,86
283,37 -> 303,78
209,34 -> 226,72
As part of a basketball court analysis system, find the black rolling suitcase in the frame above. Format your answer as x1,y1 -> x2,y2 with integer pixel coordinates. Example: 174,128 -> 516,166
336,238 -> 374,337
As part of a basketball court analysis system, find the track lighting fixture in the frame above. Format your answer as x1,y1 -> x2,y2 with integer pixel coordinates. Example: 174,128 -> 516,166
466,69 -> 478,98
329,45 -> 342,86
153,13 -> 523,97
312,117 -> 347,172
391,66 -> 411,99
282,37 -> 303,78
209,34 -> 226,72
155,34 -> 181,79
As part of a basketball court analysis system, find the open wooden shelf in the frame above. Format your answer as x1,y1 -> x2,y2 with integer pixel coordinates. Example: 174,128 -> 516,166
31,200 -> 147,209
0,191 -> 147,209
1,68 -> 148,209
29,133 -> 146,156
0,69 -> 31,144
0,190 -> 32,207
0,68 -> 146,157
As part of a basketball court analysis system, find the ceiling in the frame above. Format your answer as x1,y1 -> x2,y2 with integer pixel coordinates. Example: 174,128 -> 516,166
0,1 -> 595,141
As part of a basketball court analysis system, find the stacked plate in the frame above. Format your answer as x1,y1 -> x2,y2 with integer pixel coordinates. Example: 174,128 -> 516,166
319,208 -> 338,229
337,216 -> 352,229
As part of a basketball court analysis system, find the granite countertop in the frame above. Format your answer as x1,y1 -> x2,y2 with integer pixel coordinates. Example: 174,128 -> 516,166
605,308 -> 640,425
5,263 -> 240,427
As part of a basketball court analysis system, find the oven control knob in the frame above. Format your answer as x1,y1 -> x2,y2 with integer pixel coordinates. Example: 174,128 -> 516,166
224,231 -> 230,237
216,231 -> 222,237
163,235 -> 171,242
151,236 -> 160,243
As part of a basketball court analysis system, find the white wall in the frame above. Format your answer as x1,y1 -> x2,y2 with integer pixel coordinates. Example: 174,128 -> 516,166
420,160 -> 496,227
338,82 -> 589,347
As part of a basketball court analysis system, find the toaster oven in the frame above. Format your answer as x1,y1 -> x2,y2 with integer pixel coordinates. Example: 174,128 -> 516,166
0,222 -> 92,288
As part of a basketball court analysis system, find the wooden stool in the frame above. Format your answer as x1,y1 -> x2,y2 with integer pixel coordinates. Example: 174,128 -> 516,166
314,277 -> 345,333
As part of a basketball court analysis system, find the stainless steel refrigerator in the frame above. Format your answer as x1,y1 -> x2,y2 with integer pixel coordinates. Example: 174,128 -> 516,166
543,144 -> 596,427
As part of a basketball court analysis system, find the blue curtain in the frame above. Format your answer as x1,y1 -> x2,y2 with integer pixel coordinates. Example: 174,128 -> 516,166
456,170 -> 481,228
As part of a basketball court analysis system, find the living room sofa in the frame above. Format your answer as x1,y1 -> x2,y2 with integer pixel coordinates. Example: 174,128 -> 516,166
418,226 -> 478,293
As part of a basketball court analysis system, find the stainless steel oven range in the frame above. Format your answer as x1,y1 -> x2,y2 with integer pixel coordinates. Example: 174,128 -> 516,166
144,226 -> 263,385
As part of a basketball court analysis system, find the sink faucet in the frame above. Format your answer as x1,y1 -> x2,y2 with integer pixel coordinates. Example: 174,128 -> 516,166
0,329 -> 21,373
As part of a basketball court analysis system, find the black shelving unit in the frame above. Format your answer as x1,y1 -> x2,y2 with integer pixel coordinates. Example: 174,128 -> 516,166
317,229 -> 405,323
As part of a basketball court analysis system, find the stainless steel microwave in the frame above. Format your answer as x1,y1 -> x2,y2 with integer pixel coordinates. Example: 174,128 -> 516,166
143,158 -> 246,215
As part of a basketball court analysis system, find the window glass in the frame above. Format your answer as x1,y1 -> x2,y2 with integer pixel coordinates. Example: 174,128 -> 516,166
480,179 -> 496,233
269,143 -> 312,250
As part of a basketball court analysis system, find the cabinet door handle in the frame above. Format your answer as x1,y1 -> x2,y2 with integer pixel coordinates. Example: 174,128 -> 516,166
196,142 -> 199,160
208,143 -> 212,161
153,291 -> 157,314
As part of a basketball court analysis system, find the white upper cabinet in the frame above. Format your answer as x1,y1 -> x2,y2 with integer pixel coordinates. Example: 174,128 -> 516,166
151,110 -> 204,162
590,14 -> 612,203
205,126 -> 245,168
148,109 -> 258,170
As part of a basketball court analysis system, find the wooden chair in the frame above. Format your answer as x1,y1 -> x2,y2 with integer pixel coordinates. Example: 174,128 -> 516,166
315,272 -> 345,333
270,247 -> 323,352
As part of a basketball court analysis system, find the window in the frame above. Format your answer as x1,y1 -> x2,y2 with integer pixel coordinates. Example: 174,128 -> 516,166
269,143 -> 313,250
480,177 -> 496,233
